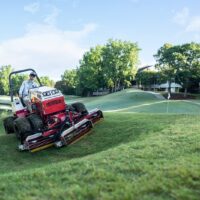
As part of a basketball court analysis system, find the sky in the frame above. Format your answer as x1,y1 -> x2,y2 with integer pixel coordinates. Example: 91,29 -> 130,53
0,0 -> 200,80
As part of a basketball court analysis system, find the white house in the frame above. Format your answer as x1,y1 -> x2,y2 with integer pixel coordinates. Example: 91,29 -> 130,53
151,81 -> 182,92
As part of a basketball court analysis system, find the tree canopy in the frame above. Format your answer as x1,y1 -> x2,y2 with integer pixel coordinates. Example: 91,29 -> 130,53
59,69 -> 78,95
56,39 -> 140,96
154,43 -> 176,94
102,39 -> 139,92
57,39 -> 140,96
0,65 -> 13,95
154,42 -> 200,96
40,76 -> 55,87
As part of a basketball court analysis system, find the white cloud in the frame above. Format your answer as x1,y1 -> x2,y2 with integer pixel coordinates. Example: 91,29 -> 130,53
173,7 -> 189,26
0,23 -> 98,80
173,7 -> 200,35
44,7 -> 60,25
186,16 -> 200,32
24,2 -> 40,14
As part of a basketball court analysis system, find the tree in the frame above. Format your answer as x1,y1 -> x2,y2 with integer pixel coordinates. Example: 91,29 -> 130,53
77,45 -> 106,96
0,65 -> 13,95
61,69 -> 78,95
60,39 -> 140,96
40,76 -> 55,87
155,42 -> 200,97
154,43 -> 175,95
172,43 -> 200,96
102,39 -> 140,92
77,39 -> 140,95
135,70 -> 159,90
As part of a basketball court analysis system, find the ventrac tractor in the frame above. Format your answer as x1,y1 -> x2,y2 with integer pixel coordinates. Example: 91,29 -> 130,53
3,69 -> 103,152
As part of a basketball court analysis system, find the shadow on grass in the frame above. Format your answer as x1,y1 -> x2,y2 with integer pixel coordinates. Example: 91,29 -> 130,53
0,113 -> 174,175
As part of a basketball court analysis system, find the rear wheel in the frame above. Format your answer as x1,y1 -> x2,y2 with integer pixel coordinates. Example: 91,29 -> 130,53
3,116 -> 15,134
27,114 -> 43,132
71,102 -> 88,116
14,118 -> 32,143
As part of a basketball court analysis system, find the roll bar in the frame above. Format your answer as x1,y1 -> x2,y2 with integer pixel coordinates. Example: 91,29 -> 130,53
9,68 -> 42,102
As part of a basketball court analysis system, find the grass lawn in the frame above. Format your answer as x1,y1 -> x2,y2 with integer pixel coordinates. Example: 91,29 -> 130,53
65,89 -> 200,115
0,89 -> 200,200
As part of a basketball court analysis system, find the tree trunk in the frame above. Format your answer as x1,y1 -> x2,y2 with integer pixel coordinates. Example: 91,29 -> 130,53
184,79 -> 189,98
114,81 -> 117,92
184,88 -> 187,98
168,80 -> 172,95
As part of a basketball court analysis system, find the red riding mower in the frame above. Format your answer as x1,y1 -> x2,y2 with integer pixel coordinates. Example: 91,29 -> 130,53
3,69 -> 103,152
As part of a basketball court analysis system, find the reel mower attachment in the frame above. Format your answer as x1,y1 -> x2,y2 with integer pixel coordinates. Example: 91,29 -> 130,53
18,109 -> 103,152
56,118 -> 94,148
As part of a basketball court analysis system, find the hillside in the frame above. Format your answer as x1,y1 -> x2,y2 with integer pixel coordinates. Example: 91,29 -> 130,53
0,89 -> 200,200
66,89 -> 200,114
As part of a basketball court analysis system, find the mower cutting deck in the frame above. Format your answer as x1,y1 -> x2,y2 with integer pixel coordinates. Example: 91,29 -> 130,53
3,69 -> 103,152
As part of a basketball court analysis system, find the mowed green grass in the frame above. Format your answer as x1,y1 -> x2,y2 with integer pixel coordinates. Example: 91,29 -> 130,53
0,89 -> 200,200
66,89 -> 200,114
65,89 -> 160,111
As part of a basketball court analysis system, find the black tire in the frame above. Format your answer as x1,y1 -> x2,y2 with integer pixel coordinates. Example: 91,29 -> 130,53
14,118 -> 32,143
27,114 -> 43,132
3,116 -> 15,134
71,102 -> 88,115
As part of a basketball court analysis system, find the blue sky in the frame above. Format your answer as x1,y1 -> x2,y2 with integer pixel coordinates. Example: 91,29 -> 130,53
0,0 -> 200,80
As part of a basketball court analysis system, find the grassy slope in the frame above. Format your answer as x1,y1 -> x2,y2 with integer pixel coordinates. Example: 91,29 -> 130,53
0,89 -> 200,200
65,89 -> 160,111
66,89 -> 200,114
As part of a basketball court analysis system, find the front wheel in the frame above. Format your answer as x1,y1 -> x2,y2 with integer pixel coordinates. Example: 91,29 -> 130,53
71,102 -> 88,116
3,116 -> 15,134
27,114 -> 43,132
14,118 -> 32,143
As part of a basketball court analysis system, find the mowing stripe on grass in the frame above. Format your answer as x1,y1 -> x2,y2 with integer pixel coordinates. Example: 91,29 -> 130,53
183,100 -> 200,106
105,100 -> 166,112
105,99 -> 200,113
